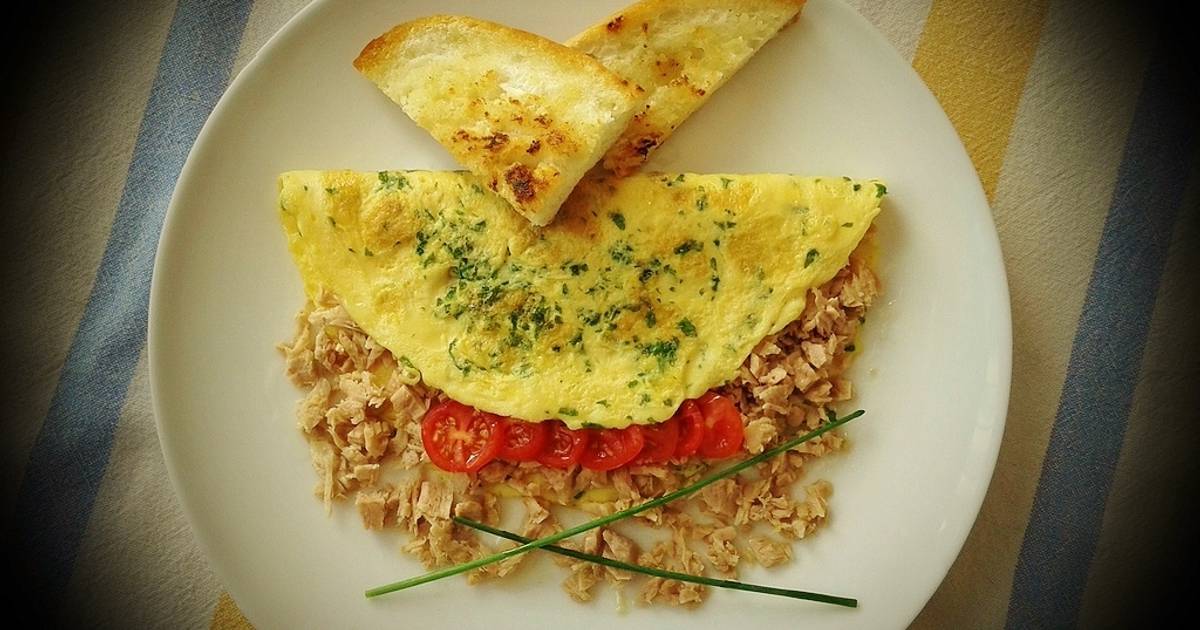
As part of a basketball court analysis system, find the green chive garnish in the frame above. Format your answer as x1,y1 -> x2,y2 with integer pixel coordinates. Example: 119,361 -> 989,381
364,410 -> 865,598
455,517 -> 857,607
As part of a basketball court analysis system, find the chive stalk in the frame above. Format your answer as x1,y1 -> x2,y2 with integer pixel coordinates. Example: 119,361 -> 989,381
365,409 -> 864,598
455,516 -> 857,607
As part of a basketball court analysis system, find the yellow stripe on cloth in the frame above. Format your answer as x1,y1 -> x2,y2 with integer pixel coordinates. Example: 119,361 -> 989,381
912,0 -> 1050,200
211,593 -> 254,630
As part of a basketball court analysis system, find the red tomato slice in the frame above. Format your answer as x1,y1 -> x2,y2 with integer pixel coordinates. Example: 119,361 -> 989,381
633,416 -> 680,464
696,392 -> 744,459
536,421 -> 589,469
672,400 -> 705,459
421,401 -> 505,473
499,419 -> 549,462
580,426 -> 645,471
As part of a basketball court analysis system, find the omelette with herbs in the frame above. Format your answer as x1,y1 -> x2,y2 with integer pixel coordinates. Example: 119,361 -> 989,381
279,171 -> 883,428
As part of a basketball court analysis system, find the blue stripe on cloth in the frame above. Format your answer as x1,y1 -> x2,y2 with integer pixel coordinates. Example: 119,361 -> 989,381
1005,36 -> 1198,628
12,0 -> 253,603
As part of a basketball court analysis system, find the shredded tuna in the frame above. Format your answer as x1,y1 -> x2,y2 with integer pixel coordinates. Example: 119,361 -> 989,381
639,526 -> 708,605
281,238 -> 879,608
747,535 -> 792,567
356,488 -> 390,530
704,526 -> 740,574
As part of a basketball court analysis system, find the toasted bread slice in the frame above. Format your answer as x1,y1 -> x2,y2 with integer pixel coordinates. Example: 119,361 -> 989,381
568,0 -> 805,176
354,16 -> 642,226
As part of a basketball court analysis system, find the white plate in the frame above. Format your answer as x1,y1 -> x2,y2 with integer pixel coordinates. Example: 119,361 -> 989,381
150,1 -> 1010,627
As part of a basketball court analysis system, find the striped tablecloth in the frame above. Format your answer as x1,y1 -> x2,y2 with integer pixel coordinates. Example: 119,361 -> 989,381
4,1 -> 1196,627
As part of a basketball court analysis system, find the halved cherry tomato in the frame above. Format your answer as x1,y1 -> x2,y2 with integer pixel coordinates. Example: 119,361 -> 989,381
499,419 -> 549,462
696,392 -> 744,459
421,401 -> 505,473
633,416 -> 680,464
580,426 -> 645,471
672,400 -> 705,459
536,421 -> 589,469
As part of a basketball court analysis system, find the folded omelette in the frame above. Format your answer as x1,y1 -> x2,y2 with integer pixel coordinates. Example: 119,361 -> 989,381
278,171 -> 883,428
